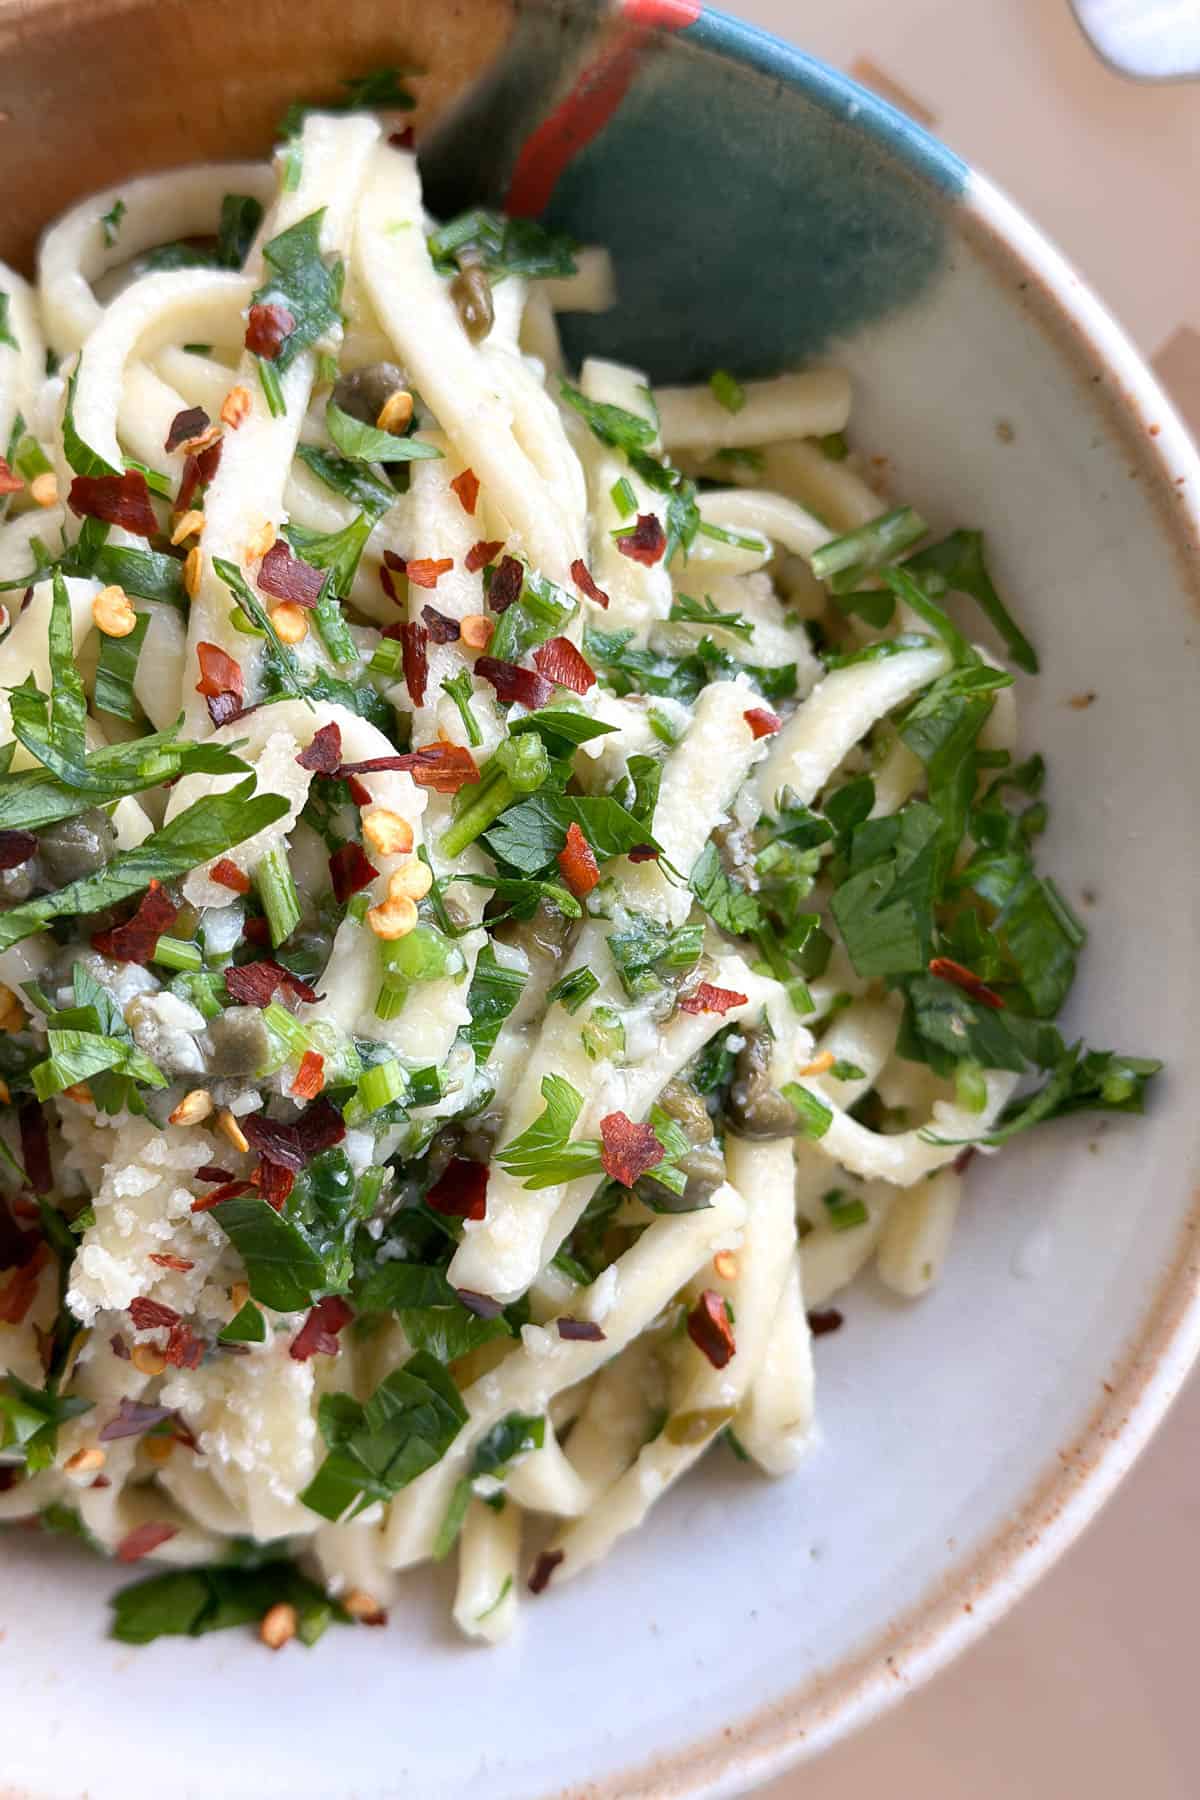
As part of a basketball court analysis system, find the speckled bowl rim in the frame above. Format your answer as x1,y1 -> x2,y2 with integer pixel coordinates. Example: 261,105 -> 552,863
548,16 -> 1200,1800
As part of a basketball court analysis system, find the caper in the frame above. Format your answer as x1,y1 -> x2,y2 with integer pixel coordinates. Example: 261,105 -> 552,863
332,361 -> 408,427
450,262 -> 494,343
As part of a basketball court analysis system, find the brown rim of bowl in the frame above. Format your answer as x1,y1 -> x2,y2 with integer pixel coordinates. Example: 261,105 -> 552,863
547,164 -> 1200,1800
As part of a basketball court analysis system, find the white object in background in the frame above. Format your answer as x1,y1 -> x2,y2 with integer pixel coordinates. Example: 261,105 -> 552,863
1070,0 -> 1200,80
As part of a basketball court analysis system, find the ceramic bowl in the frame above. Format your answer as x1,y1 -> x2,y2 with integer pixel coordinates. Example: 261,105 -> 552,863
1,3 -> 1199,1797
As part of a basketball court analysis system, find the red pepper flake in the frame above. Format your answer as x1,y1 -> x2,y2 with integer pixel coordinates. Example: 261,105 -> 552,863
68,470 -> 158,539
528,1548 -> 564,1595
256,1158 -> 295,1211
291,1050 -> 325,1101
116,1522 -> 178,1564
195,641 -> 244,728
806,1307 -> 844,1337
190,1179 -> 254,1214
110,1332 -> 131,1360
465,538 -> 504,574
599,1110 -> 662,1188
405,557 -> 454,590
289,1295 -> 353,1362
329,841 -> 379,903
0,458 -> 23,496
532,635 -> 595,694
129,1296 -> 180,1331
337,744 -> 481,795
953,1146 -> 976,1176
164,405 -> 210,454
569,558 -> 610,608
0,1243 -> 48,1325
475,656 -> 553,711
242,1097 -> 346,1173
210,857 -> 251,895
224,960 -> 319,1009
627,845 -> 658,863
556,1318 -> 605,1342
678,983 -> 748,1016
390,124 -> 415,148
243,916 -> 272,946
196,1165 -> 236,1184
99,1399 -> 174,1442
421,605 -> 460,643
426,1158 -> 488,1221
379,563 -> 401,604
449,468 -> 480,515
486,554 -> 524,613
244,302 -> 296,360
928,956 -> 1005,1009
258,539 -> 325,607
0,829 -> 37,870
686,1289 -> 736,1369
149,1253 -> 194,1272
401,621 -> 429,705
92,879 -> 178,965
743,707 -> 781,739
162,1319 -> 204,1369
616,513 -> 666,566
175,437 -> 223,513
557,819 -> 599,898
296,722 -> 343,775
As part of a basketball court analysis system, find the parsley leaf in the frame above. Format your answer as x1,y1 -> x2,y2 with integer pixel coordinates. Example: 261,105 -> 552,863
427,210 -> 577,281
434,1411 -> 545,1558
689,839 -> 763,936
829,803 -> 942,979
100,198 -> 126,248
94,610 -> 149,721
495,1075 -> 604,1189
356,1261 -> 512,1362
300,1352 -> 467,1522
483,791 -> 659,875
111,1558 -> 343,1646
216,193 -> 264,269
295,444 -> 396,520
325,399 -> 442,465
906,529 -> 1038,675
0,292 -> 17,352
460,943 -> 527,1064
251,211 -> 344,412
280,66 -> 418,137
0,722 -> 250,833
559,380 -> 657,454
211,1195 -> 331,1313
669,592 -> 754,640
0,1372 -> 92,1472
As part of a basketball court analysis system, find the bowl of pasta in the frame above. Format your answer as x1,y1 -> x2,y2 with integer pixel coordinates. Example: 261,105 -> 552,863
0,0 -> 1197,1795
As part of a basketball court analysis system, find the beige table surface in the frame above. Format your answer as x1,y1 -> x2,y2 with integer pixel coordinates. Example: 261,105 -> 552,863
715,2 -> 1200,1796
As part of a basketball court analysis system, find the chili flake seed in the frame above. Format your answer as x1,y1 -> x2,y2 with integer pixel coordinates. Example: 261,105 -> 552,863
387,860 -> 433,902
130,1343 -> 166,1377
30,471 -> 59,508
260,1602 -> 298,1650
362,809 -> 414,858
459,612 -> 493,650
220,386 -> 252,429
712,1249 -> 739,1281
91,585 -> 137,638
798,1050 -> 835,1077
245,519 -> 276,563
0,985 -> 26,1033
217,1109 -> 250,1154
169,1088 -> 213,1127
183,545 -> 202,599
367,894 -> 418,940
170,508 -> 205,545
270,601 -> 309,644
63,1446 -> 106,1477
342,1588 -> 387,1625
376,389 -> 414,434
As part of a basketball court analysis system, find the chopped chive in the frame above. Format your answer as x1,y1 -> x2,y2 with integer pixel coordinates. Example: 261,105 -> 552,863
123,458 -> 172,499
441,670 -> 483,747
709,369 -> 746,414
662,924 -> 704,969
781,1081 -> 833,1140
151,935 -> 203,973
610,476 -> 637,519
13,435 -> 52,481
374,980 -> 408,1022
183,343 -> 212,357
317,352 -> 340,388
581,1004 -> 625,1063
822,1187 -> 868,1232
370,638 -> 404,677
311,582 -> 358,667
346,891 -> 370,924
256,846 -> 301,947
262,1001 -> 313,1059
440,765 -> 516,859
257,355 -> 286,419
280,140 -> 303,192
168,970 -> 225,1019
955,1060 -> 988,1113
547,967 -> 600,1014
648,707 -> 685,746
696,520 -> 768,553
810,506 -> 927,591
356,1058 -> 406,1114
